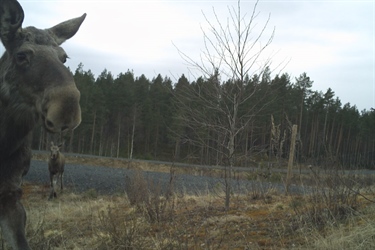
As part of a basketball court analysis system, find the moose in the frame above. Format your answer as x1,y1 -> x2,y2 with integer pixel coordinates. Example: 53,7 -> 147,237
0,0 -> 85,249
48,142 -> 65,200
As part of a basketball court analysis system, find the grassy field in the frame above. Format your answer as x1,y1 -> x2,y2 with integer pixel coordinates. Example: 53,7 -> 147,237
1,156 -> 375,249
19,182 -> 375,249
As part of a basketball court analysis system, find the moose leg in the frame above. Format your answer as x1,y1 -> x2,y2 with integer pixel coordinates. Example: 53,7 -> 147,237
0,190 -> 30,250
49,173 -> 56,199
60,172 -> 64,192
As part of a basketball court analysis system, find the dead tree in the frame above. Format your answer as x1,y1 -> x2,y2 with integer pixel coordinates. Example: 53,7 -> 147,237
174,0 -> 278,210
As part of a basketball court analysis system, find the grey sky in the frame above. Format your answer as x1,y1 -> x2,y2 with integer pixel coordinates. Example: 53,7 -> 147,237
1,0 -> 374,111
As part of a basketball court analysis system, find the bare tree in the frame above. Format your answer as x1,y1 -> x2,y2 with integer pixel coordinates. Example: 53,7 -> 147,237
174,0 -> 279,210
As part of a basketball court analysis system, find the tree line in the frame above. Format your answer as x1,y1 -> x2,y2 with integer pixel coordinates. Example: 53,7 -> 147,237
31,63 -> 374,169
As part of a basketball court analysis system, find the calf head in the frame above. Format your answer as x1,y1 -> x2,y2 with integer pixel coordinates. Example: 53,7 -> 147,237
0,0 -> 85,133
50,141 -> 62,160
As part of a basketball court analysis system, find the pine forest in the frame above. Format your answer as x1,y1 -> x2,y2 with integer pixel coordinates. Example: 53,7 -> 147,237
31,64 -> 375,170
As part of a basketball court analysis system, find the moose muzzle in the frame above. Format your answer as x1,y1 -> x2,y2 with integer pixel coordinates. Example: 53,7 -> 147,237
43,85 -> 81,133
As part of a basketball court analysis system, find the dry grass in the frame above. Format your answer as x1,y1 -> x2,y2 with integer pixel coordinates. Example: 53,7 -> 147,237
1,154 -> 373,249
0,180 -> 373,250
19,184 -> 293,249
309,215 -> 375,250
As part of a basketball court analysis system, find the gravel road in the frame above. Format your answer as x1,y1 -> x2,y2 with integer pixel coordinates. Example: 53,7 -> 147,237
24,160 -> 304,196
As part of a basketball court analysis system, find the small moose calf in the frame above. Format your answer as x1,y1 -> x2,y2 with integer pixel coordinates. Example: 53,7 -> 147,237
48,142 -> 65,199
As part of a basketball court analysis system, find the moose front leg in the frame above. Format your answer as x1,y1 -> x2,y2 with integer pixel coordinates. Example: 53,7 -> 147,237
60,173 -> 64,192
0,190 -> 30,250
49,173 -> 56,200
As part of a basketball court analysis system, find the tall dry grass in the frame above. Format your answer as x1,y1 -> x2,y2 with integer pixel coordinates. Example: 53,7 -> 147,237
1,167 -> 374,250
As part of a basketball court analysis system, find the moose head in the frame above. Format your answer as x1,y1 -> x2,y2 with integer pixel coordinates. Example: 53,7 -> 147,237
50,142 -> 63,160
0,0 -> 85,134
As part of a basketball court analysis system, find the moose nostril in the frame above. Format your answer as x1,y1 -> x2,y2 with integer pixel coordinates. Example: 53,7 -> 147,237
46,120 -> 54,129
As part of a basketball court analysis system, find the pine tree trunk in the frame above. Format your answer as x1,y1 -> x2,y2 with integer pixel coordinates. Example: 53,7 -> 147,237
90,109 -> 97,154
99,123 -> 104,156
130,108 -> 136,160
336,124 -> 343,158
286,125 -> 298,194
116,115 -> 121,158
298,90 -> 304,137
154,124 -> 159,158
244,128 -> 249,168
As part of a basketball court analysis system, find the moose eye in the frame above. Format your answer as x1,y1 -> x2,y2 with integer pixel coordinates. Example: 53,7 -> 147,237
16,52 -> 28,62
15,51 -> 32,67
15,49 -> 33,67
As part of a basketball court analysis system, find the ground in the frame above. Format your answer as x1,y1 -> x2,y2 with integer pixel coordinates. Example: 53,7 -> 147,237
2,154 -> 373,249
19,181 -> 375,250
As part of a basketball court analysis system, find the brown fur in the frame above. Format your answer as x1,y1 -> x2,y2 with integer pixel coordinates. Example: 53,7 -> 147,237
0,0 -> 85,249
48,142 -> 65,199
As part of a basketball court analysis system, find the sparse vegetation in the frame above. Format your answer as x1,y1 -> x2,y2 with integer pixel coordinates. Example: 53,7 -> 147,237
1,157 -> 374,250
124,168 -> 176,223
4,152 -> 375,250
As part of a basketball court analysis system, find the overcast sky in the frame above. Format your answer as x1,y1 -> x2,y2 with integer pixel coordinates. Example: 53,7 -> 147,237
1,0 -> 374,111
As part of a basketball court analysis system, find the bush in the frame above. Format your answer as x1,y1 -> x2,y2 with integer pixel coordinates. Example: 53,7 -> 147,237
97,205 -> 147,249
289,167 -> 367,230
124,168 -> 176,223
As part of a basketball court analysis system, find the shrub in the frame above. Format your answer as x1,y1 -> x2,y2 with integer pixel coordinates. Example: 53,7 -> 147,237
289,167 -> 369,230
97,205 -> 147,249
124,168 -> 176,223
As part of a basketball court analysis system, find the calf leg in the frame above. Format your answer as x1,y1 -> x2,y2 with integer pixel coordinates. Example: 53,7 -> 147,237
0,189 -> 30,250
49,173 -> 56,200
60,172 -> 64,192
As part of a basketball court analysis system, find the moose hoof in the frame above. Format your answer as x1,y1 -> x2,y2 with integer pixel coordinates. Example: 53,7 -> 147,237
48,192 -> 57,200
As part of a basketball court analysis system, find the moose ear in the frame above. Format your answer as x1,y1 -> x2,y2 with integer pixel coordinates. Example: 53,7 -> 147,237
47,13 -> 86,45
0,0 -> 24,49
